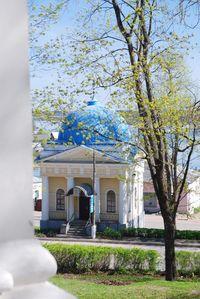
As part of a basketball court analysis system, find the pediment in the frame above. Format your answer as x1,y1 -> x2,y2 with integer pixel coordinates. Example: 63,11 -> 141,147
42,145 -> 121,164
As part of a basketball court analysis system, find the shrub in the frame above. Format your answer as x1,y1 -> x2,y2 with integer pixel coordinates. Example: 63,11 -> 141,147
113,247 -> 158,272
175,230 -> 200,240
120,228 -> 164,239
103,227 -> 122,239
44,244 -> 159,274
44,244 -> 111,273
194,207 -> 200,214
176,251 -> 200,276
101,227 -> 200,240
34,228 -> 59,237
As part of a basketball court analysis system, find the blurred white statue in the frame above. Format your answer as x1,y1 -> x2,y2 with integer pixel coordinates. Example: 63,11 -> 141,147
0,1 -> 74,298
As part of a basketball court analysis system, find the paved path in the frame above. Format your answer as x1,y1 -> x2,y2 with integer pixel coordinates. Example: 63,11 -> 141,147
144,214 -> 200,231
39,236 -> 200,251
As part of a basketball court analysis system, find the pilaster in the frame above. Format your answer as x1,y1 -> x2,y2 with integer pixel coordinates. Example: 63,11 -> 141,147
67,177 -> 74,220
42,176 -> 49,221
95,177 -> 100,222
119,180 -> 127,225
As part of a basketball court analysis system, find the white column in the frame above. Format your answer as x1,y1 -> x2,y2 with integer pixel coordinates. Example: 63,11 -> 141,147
95,177 -> 100,222
42,176 -> 49,221
132,173 -> 138,228
127,176 -> 131,224
138,171 -> 144,228
133,163 -> 145,228
119,180 -> 127,225
0,1 -> 73,297
67,177 -> 74,219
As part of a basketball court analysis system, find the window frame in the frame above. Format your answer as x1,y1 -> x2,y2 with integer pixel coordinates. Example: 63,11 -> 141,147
106,190 -> 116,213
56,188 -> 65,211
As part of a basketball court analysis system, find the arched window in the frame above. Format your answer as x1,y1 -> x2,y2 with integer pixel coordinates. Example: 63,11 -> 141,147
107,190 -> 116,213
56,189 -> 65,210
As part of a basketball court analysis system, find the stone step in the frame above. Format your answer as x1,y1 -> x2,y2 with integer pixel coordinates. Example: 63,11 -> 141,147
67,226 -> 87,236
70,224 -> 87,227
67,233 -> 86,237
69,228 -> 85,231
63,220 -> 89,238
65,235 -> 91,239
69,226 -> 85,229
70,225 -> 87,228
67,230 -> 85,234
71,220 -> 87,223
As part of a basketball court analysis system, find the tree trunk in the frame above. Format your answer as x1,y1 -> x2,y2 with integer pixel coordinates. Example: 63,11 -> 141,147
164,219 -> 176,281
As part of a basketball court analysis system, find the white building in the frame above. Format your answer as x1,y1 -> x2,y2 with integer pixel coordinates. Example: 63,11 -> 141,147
144,162 -> 200,214
37,100 -> 144,233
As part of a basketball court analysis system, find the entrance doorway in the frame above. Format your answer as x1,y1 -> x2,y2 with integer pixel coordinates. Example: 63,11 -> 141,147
79,195 -> 90,220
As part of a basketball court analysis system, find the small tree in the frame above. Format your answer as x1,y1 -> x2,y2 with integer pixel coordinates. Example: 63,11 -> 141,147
109,0 -> 199,281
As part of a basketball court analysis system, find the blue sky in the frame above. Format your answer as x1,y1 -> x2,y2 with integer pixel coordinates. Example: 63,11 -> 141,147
29,0 -> 200,169
29,0 -> 200,90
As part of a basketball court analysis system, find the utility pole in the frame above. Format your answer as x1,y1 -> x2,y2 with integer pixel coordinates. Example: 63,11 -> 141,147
91,149 -> 96,239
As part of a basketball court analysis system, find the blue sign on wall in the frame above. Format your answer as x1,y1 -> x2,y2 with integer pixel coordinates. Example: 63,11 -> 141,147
90,195 -> 94,213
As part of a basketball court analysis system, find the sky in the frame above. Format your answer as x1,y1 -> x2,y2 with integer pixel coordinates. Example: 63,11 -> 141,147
29,0 -> 200,90
29,0 -> 200,169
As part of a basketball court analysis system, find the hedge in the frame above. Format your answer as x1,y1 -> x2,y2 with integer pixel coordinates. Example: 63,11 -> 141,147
44,244 -> 159,274
35,226 -> 200,240
176,251 -> 200,276
102,227 -> 200,240
34,227 -> 59,237
44,244 -> 200,276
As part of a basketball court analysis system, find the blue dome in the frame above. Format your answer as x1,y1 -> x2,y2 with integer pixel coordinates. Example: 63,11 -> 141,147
57,100 -> 132,146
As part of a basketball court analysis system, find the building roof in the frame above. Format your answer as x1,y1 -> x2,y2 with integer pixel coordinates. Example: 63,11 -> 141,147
37,100 -> 138,164
57,100 -> 133,145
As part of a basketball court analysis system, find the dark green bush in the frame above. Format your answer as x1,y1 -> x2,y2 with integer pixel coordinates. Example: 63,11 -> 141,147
120,228 -> 164,239
176,251 -> 200,276
34,228 -> 59,237
44,244 -> 159,274
175,230 -> 200,240
103,227 -> 122,239
102,227 -> 200,240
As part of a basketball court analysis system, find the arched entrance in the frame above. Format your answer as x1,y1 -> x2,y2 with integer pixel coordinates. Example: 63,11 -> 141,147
66,183 -> 93,221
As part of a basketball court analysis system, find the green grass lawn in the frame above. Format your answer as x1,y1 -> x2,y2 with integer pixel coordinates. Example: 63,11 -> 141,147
50,274 -> 200,299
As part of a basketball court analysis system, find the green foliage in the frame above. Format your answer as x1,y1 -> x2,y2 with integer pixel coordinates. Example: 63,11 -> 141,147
34,227 -> 59,237
44,244 -> 159,274
113,247 -> 158,273
44,244 -> 111,273
194,207 -> 200,214
51,274 -> 200,299
103,227 -> 122,239
176,251 -> 200,276
44,243 -> 200,277
120,228 -> 165,239
101,227 -> 200,240
175,230 -> 200,240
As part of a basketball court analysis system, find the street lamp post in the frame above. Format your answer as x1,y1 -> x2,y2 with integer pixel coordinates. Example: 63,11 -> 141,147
91,149 -> 96,239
